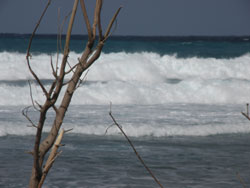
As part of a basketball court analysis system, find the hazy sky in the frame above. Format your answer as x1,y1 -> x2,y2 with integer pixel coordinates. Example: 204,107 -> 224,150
0,0 -> 250,36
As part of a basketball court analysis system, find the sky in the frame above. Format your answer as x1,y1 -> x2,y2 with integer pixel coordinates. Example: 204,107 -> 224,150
0,0 -> 250,36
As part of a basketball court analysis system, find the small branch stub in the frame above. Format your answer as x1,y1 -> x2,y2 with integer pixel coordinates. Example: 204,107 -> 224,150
241,103 -> 250,121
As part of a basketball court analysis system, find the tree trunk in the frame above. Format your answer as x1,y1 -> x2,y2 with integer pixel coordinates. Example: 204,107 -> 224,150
26,0 -> 121,187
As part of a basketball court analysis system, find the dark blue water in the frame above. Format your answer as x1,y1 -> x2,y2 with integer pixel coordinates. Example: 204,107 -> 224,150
1,133 -> 250,188
1,34 -> 250,58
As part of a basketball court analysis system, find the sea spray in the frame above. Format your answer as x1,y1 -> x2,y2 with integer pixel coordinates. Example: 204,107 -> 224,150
1,52 -> 250,105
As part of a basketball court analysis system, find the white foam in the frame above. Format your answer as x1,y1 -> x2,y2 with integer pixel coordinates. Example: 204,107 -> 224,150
1,122 -> 249,137
1,104 -> 249,138
1,51 -> 250,105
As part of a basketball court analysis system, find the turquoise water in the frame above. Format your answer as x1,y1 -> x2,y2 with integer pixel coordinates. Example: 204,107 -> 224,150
0,34 -> 250,187
1,34 -> 250,58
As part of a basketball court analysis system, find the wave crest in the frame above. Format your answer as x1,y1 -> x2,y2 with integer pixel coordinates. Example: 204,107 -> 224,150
1,51 -> 250,105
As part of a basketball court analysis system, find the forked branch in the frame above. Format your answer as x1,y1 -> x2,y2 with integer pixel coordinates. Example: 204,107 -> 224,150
241,103 -> 250,121
27,0 -> 122,187
26,0 -> 52,99
38,129 -> 65,188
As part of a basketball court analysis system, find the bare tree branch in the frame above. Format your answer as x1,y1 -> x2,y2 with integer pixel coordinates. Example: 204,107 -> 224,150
241,103 -> 250,121
26,0 -> 52,57
75,69 -> 89,90
50,55 -> 57,79
109,104 -> 165,188
104,7 -> 122,41
80,0 -> 92,39
22,106 -> 38,128
27,1 -> 122,186
38,129 -> 65,188
97,0 -> 103,41
28,80 -> 41,111
26,0 -> 52,99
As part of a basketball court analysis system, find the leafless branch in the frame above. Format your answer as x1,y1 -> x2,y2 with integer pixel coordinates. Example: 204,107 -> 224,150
38,150 -> 63,188
22,106 -> 38,129
104,123 -> 115,135
104,7 -> 122,41
80,0 -> 92,39
241,103 -> 250,121
65,128 -> 73,133
108,103 -> 165,188
56,7 -> 61,72
28,80 -> 41,111
65,61 -> 80,74
26,0 -> 52,99
28,1 -> 122,186
50,55 -> 57,79
97,0 -> 103,40
76,69 -> 89,89
26,0 -> 52,57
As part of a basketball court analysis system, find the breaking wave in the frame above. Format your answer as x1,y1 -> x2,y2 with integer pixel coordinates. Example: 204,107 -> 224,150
1,51 -> 250,105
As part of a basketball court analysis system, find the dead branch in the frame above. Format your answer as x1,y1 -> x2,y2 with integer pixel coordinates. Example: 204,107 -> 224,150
50,55 -> 57,79
22,106 -> 38,128
26,0 -> 52,57
26,0 -> 52,99
104,123 -> 115,135
28,80 -> 41,111
97,0 -> 103,41
65,62 -> 80,75
241,103 -> 250,121
56,7 -> 61,73
38,129 -> 65,188
80,0 -> 92,39
27,0 -> 122,187
108,104 -> 164,188
104,7 -> 122,41
75,69 -> 89,89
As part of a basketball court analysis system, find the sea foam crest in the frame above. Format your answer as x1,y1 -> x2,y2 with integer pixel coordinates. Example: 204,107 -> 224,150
1,122 -> 250,137
1,51 -> 250,105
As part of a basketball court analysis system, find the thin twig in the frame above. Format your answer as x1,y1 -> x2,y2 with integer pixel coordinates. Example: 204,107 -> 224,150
247,103 -> 249,117
103,7 -> 122,41
97,0 -> 103,41
26,0 -> 52,57
28,80 -> 41,111
241,112 -> 250,121
241,103 -> 250,121
76,69 -> 90,89
108,103 -> 164,188
65,61 -> 80,74
104,123 -> 115,135
26,0 -> 52,99
50,55 -> 57,78
65,128 -> 73,133
80,0 -> 92,39
22,106 -> 38,128
56,7 -> 61,74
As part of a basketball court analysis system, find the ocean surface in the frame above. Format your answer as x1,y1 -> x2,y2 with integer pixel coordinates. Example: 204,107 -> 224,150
0,34 -> 250,187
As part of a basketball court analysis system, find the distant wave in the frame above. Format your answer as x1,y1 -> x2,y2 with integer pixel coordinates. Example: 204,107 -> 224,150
1,121 -> 250,137
1,51 -> 250,105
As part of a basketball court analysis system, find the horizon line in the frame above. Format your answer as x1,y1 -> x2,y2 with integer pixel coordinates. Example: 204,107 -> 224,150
1,33 -> 250,38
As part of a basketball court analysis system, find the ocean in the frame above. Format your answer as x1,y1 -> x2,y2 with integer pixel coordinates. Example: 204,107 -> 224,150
0,34 -> 250,187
